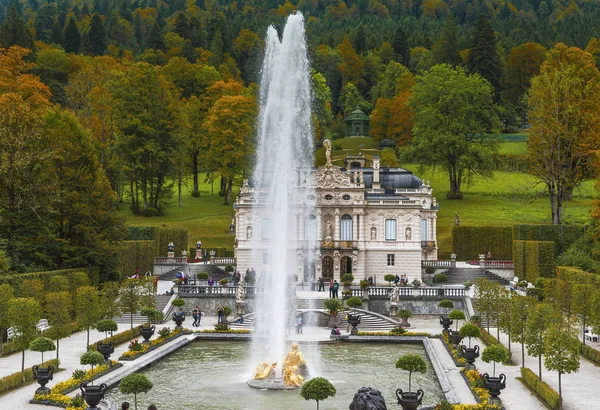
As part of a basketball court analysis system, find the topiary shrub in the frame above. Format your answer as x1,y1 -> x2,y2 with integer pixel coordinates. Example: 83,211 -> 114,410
196,272 -> 208,280
438,299 -> 454,314
119,373 -> 153,410
433,273 -> 448,283
172,298 -> 185,308
459,323 -> 481,348
346,297 -> 363,311
384,274 -> 396,285
341,274 -> 354,286
359,280 -> 370,289
224,265 -> 234,273
80,351 -> 104,378
300,376 -> 336,410
425,267 -> 435,274
324,298 -> 343,314
30,337 -> 56,364
395,354 -> 427,392
96,319 -> 118,339
481,344 -> 509,376
219,278 -> 229,286
448,310 -> 466,331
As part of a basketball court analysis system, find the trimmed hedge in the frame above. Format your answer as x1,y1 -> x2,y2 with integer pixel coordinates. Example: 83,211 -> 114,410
580,343 -> 600,365
0,268 -> 92,289
513,240 -> 555,282
556,266 -> 600,286
521,367 -> 561,409
0,358 -> 60,395
151,227 -> 188,256
513,224 -> 587,256
452,226 -> 513,260
117,240 -> 156,278
88,327 -> 142,351
127,226 -> 154,241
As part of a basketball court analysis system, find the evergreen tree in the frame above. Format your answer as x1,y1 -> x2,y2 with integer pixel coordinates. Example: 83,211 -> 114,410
0,7 -> 35,50
467,14 -> 503,101
145,19 -> 165,51
63,16 -> 81,54
133,11 -> 145,49
432,19 -> 461,66
188,16 -> 204,48
393,26 -> 410,67
81,2 -> 90,17
34,3 -> 57,42
353,25 -> 366,55
173,11 -> 189,39
88,12 -> 106,55
49,20 -> 63,45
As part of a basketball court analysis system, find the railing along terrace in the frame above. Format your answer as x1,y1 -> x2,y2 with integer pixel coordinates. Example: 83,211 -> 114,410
349,286 -> 465,298
466,260 -> 514,269
212,257 -> 236,265
178,285 -> 257,296
154,257 -> 188,264
421,260 -> 454,268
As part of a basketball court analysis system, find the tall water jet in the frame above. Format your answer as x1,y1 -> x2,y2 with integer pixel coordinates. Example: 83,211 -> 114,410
249,12 -> 315,380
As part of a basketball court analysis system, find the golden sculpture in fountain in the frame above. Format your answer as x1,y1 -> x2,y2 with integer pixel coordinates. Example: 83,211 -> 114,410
252,342 -> 308,387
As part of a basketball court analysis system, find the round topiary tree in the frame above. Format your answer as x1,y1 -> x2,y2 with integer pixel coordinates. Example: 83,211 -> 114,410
80,350 -> 105,382
482,344 -> 509,377
30,337 -> 56,364
341,274 -> 354,287
346,296 -> 363,312
448,310 -> 466,331
384,274 -> 396,285
219,278 -> 229,286
433,273 -> 448,283
119,373 -> 153,410
459,323 -> 481,348
96,319 -> 118,339
196,272 -> 208,280
395,353 -> 427,392
300,377 -> 336,410
438,299 -> 454,314
171,298 -> 185,309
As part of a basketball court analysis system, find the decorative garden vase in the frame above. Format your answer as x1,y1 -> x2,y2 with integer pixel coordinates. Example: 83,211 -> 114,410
32,365 -> 54,395
396,388 -> 424,410
483,373 -> 506,406
96,341 -> 115,362
449,330 -> 463,348
439,315 -> 453,333
348,314 -> 361,335
172,312 -> 185,328
461,344 -> 480,370
80,382 -> 108,410
139,324 -> 156,343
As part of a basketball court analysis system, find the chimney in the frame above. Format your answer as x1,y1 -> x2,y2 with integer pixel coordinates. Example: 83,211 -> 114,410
372,156 -> 380,190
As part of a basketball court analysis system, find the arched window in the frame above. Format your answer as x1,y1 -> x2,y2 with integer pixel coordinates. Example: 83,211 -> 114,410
304,215 -> 317,240
341,214 -> 353,241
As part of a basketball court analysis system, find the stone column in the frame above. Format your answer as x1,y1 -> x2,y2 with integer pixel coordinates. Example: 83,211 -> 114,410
334,209 -> 340,242
352,211 -> 358,242
316,209 -> 322,242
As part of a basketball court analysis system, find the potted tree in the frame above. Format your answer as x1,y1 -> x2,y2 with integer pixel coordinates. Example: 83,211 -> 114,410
395,353 -> 426,410
300,376 -> 336,410
346,297 -> 363,335
384,274 -> 396,286
438,300 -> 454,332
119,373 -> 153,410
171,298 -> 185,327
324,298 -> 343,327
398,309 -> 412,328
96,319 -> 118,340
80,381 -> 108,410
30,337 -> 56,395
459,323 -> 481,370
448,310 -> 466,347
139,308 -> 158,343
359,280 -> 370,299
481,344 -> 509,406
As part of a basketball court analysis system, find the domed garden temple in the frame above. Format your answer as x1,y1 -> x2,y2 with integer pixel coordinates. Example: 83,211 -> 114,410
233,149 -> 439,284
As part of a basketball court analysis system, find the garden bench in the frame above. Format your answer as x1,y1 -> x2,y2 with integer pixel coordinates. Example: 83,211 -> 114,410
36,319 -> 52,333
7,327 -> 21,341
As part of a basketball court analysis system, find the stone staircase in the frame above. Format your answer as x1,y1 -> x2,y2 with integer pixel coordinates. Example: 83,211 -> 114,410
112,294 -> 173,325
442,268 -> 510,286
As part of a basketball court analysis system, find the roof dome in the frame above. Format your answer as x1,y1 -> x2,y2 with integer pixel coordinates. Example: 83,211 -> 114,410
379,138 -> 396,149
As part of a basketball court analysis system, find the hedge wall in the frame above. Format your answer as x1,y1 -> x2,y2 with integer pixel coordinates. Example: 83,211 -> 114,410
151,227 -> 188,256
0,268 -> 91,288
556,266 -> 600,285
452,226 -> 513,260
513,224 -> 587,255
520,367 -> 561,409
116,240 -> 156,278
127,226 -> 154,241
0,358 -> 60,395
89,327 -> 142,351
513,240 -> 555,282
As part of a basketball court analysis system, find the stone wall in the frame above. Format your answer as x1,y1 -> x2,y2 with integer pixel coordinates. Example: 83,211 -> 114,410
367,297 -> 465,316
176,295 -> 255,316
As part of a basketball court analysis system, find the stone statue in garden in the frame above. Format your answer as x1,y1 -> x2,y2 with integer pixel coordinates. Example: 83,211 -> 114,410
390,284 -> 400,305
323,139 -> 332,165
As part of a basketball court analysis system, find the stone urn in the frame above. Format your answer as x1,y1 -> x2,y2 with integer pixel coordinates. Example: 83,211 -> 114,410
139,324 -> 156,343
483,373 -> 506,406
96,341 -> 114,362
449,330 -> 463,348
395,388 -> 424,410
348,314 -> 361,335
172,312 -> 185,328
439,315 -> 453,333
461,345 -> 480,370
80,382 -> 108,410
32,365 -> 54,395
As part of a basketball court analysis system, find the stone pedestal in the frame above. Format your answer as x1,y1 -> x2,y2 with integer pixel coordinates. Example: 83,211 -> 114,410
236,301 -> 246,316
390,302 -> 398,317
167,252 -> 175,258
181,250 -> 188,258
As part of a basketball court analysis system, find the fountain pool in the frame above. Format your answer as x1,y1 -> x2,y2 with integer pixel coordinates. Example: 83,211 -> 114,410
105,341 -> 446,409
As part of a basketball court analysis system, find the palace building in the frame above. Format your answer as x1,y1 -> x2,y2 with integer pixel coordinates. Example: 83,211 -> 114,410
233,145 -> 438,284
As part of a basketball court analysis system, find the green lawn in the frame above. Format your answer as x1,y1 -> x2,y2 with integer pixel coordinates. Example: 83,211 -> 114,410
497,141 -> 527,156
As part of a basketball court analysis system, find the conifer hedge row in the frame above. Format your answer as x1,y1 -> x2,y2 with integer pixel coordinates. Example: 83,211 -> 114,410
513,240 -> 555,282
555,266 -> 600,285
0,268 -> 94,288
451,226 -> 513,260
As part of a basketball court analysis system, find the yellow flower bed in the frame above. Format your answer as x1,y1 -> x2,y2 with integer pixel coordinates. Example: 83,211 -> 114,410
442,333 -> 466,365
51,361 -> 117,394
453,369 -> 501,410
357,331 -> 433,337
197,329 -> 252,334
120,329 -> 183,360
33,393 -> 86,410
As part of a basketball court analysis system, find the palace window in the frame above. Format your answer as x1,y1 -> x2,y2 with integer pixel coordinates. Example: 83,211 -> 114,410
324,194 -> 333,200
387,254 -> 395,266
343,194 -> 351,201
385,219 -> 397,241
341,215 -> 353,241
421,219 -> 428,241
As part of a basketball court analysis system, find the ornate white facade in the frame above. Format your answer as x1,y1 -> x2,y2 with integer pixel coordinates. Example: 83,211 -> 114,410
234,156 -> 438,283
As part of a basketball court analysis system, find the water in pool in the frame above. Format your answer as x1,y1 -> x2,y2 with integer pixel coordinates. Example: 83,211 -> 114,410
106,341 -> 445,409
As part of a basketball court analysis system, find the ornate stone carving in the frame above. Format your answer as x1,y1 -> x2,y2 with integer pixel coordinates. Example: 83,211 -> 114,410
351,250 -> 358,270
405,227 -> 412,241
323,139 -> 332,165
314,164 -> 353,189
370,227 -> 377,240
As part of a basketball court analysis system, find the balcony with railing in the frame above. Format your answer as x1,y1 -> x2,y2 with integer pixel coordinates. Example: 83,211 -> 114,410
421,240 -> 436,249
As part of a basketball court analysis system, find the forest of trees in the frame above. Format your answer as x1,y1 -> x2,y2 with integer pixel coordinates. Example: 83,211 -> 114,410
0,0 -> 600,272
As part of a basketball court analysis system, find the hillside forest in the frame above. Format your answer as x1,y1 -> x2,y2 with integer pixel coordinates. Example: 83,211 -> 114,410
1,0 -> 600,275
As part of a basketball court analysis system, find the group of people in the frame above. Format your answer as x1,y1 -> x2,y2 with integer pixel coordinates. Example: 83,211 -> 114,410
192,306 -> 203,327
176,271 -> 188,285
394,273 -> 409,286
329,280 -> 340,298
122,403 -> 157,410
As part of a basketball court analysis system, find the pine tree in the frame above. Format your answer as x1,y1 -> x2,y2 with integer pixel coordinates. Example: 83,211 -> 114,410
432,19 -> 461,66
62,16 -> 81,54
0,7 -> 35,50
49,20 -> 63,45
145,19 -> 165,51
393,26 -> 410,67
467,14 -> 503,101
173,11 -> 189,39
88,12 -> 106,56
353,25 -> 366,55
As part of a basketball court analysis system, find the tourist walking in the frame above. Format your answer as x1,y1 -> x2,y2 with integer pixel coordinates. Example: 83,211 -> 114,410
192,308 -> 198,327
196,307 -> 202,326
121,403 -> 129,410
329,280 -> 334,298
332,280 -> 339,298
296,316 -> 303,334
318,277 -> 324,292
217,306 -> 224,324
394,274 -> 400,285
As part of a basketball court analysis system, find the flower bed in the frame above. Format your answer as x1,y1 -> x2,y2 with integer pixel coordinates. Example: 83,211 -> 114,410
88,327 -> 142,351
356,331 -> 434,337
119,329 -> 183,361
31,393 -> 85,410
440,333 -> 466,366
51,361 -> 121,395
0,359 -> 60,395
457,369 -> 502,410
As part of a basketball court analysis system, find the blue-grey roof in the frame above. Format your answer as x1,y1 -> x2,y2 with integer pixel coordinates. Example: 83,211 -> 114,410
362,168 -> 423,189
